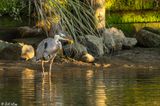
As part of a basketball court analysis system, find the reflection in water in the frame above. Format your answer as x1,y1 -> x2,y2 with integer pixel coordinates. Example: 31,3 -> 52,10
94,70 -> 107,106
21,69 -> 34,106
21,69 -> 63,106
37,74 -> 63,106
0,65 -> 160,106
86,70 -> 107,106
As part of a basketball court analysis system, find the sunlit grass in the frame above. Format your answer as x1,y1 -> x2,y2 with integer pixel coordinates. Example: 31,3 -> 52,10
33,0 -> 97,40
109,23 -> 160,37
106,0 -> 158,11
106,11 -> 160,24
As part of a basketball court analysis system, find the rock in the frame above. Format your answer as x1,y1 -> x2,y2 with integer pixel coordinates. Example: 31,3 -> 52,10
84,35 -> 104,56
109,27 -> 125,39
136,29 -> 160,47
143,27 -> 160,35
102,27 -> 126,53
0,28 -> 20,41
93,63 -> 101,67
18,26 -> 44,38
0,26 -> 44,41
102,29 -> 116,54
63,42 -> 95,63
0,44 -> 21,60
21,44 -> 35,60
0,40 -> 13,51
102,64 -> 111,68
13,37 -> 45,48
63,42 -> 87,59
81,52 -> 95,63
123,37 -> 137,49
0,40 -> 35,60
109,27 -> 125,50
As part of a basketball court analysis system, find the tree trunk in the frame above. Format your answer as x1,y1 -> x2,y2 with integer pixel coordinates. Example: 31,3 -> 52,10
92,0 -> 106,31
82,0 -> 106,31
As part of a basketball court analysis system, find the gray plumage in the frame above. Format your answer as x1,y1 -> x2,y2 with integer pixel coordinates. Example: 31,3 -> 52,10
35,34 -> 67,76
36,38 -> 61,61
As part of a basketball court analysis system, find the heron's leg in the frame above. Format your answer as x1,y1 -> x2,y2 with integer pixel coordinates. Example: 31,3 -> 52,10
60,49 -> 64,57
41,61 -> 45,76
49,57 -> 55,76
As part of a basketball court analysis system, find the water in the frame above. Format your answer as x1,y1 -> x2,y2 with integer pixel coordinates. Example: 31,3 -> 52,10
0,61 -> 160,106
0,16 -> 29,28
0,15 -> 160,106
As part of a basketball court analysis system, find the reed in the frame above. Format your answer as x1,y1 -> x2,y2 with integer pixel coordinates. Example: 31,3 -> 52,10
33,0 -> 96,39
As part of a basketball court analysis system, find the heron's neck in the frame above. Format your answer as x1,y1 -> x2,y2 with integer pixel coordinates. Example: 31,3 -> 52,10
54,37 -> 59,42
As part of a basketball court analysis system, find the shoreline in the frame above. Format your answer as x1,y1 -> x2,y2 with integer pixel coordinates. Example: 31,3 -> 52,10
0,47 -> 160,70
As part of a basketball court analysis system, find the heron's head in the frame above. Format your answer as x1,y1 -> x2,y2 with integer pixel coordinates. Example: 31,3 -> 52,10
54,33 -> 74,44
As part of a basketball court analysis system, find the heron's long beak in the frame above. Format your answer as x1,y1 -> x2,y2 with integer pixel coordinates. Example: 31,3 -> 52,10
58,36 -> 68,41
59,36 -> 74,44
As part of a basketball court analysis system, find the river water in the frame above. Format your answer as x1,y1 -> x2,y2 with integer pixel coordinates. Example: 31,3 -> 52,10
0,15 -> 160,106
0,61 -> 160,106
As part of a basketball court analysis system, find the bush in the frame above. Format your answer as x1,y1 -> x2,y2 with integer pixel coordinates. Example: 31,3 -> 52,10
0,0 -> 27,19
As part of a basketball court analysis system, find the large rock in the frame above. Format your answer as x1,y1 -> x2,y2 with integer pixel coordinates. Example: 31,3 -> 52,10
21,44 -> 35,60
123,37 -> 137,49
18,26 -> 44,38
102,29 -> 116,54
109,27 -> 125,50
0,26 -> 44,41
81,52 -> 95,63
63,42 -> 87,59
63,42 -> 95,63
102,27 -> 125,53
0,40 -> 13,51
143,27 -> 160,35
0,40 -> 34,60
84,35 -> 104,56
13,37 -> 45,48
136,29 -> 160,47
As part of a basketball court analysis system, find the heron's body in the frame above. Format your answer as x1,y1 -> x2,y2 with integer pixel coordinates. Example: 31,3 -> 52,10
36,38 -> 61,62
35,34 -> 72,76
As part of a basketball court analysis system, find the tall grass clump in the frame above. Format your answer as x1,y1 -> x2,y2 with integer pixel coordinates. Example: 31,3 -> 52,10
33,0 -> 96,41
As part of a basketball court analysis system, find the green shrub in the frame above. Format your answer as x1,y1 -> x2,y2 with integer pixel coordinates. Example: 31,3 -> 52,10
0,0 -> 27,19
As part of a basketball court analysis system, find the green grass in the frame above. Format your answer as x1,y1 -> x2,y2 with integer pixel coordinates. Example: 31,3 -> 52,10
106,0 -> 158,11
33,0 -> 96,39
0,0 -> 27,19
106,11 -> 160,24
108,22 -> 160,37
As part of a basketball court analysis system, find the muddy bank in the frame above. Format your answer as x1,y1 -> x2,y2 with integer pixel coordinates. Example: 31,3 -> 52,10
97,47 -> 160,69
0,47 -> 159,71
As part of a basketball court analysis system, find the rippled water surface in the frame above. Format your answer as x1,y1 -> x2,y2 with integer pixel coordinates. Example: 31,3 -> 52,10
0,62 -> 160,106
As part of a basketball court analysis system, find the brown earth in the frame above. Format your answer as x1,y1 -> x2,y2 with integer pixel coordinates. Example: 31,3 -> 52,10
0,47 -> 160,70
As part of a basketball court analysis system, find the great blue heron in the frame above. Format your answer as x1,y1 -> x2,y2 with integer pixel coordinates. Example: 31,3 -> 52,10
35,33 -> 73,75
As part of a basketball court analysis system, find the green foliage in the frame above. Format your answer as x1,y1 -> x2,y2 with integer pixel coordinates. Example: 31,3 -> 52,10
0,0 -> 27,19
106,0 -> 160,36
59,0 -> 96,38
108,22 -> 160,37
106,11 -> 160,24
106,0 -> 158,11
108,23 -> 136,37
34,0 -> 96,39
